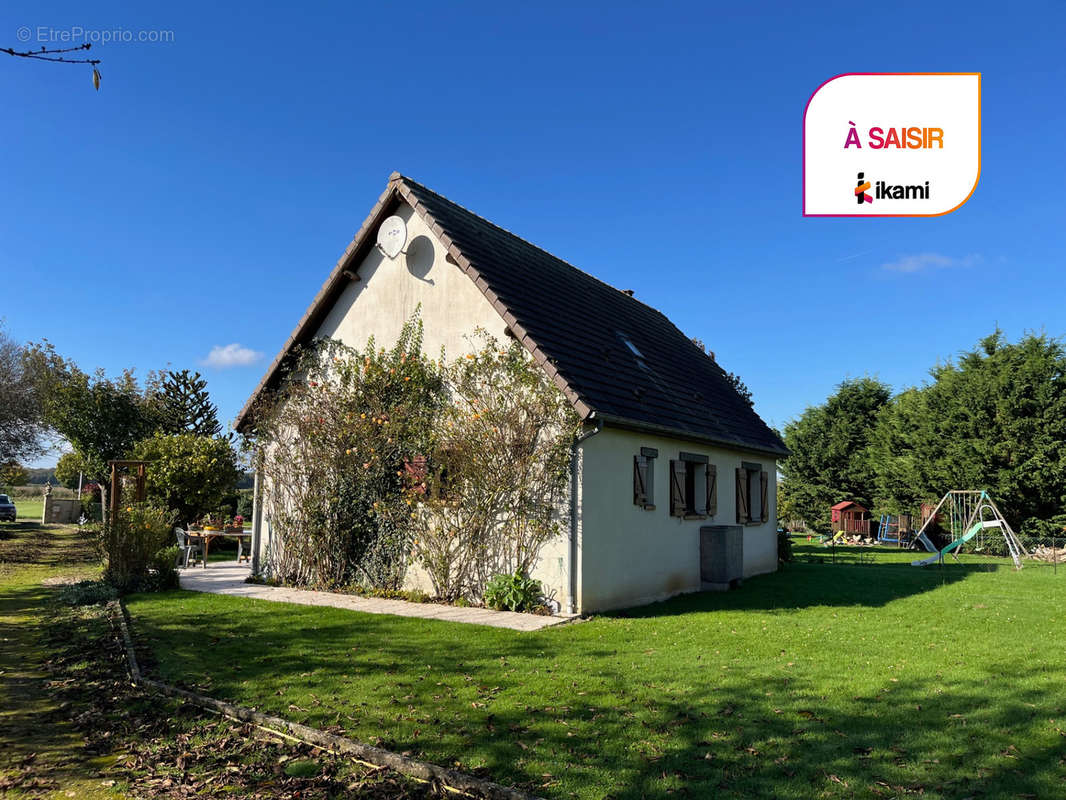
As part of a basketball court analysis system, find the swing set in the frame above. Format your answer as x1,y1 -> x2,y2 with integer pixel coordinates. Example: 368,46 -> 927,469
910,490 -> 1027,568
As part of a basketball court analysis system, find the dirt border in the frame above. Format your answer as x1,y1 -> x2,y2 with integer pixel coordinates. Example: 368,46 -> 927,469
107,601 -> 543,800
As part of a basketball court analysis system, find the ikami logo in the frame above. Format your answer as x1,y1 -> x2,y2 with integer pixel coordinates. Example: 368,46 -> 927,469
853,171 -> 930,204
855,172 -> 872,204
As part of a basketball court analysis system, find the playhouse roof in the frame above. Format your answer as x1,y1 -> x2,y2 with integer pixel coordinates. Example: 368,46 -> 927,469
831,500 -> 867,512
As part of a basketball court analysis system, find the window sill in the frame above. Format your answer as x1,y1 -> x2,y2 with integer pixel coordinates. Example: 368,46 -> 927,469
640,504 -> 656,511
683,513 -> 707,521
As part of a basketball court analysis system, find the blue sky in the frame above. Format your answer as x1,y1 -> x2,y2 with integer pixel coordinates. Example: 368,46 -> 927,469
3,1 -> 1065,466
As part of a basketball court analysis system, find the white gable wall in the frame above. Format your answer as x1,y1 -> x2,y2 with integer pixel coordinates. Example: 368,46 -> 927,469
576,427 -> 778,613
315,203 -> 510,357
256,202 -> 572,608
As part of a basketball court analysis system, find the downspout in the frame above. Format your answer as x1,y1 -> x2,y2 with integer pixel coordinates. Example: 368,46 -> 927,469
568,418 -> 603,615
250,465 -> 262,575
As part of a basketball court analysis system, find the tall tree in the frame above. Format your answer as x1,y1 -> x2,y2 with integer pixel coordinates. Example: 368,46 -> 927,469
0,324 -> 45,463
870,330 -> 1066,526
779,377 -> 891,529
691,337 -> 755,408
0,462 -> 29,487
154,369 -> 223,437
54,452 -> 87,490
24,342 -> 159,501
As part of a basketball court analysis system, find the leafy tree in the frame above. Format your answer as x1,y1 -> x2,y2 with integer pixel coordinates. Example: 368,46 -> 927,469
24,341 -> 161,518
0,461 -> 28,487
725,371 -> 754,408
130,433 -> 242,525
870,330 -> 1066,527
776,480 -> 801,529
0,324 -> 45,462
779,377 -> 891,530
55,452 -> 87,489
154,369 -> 223,437
691,337 -> 754,408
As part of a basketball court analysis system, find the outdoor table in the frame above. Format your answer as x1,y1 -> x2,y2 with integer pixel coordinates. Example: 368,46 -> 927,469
187,528 -> 252,568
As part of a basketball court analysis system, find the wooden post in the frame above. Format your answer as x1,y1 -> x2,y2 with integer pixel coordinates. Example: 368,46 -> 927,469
109,461 -> 121,521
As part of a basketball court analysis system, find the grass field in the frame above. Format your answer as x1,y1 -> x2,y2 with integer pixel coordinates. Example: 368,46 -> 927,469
0,521 -> 432,798
12,498 -> 43,521
124,543 -> 1066,799
0,520 -> 118,798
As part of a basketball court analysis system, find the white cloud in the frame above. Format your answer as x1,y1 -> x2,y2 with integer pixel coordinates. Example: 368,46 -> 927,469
202,343 -> 263,369
881,252 -> 981,274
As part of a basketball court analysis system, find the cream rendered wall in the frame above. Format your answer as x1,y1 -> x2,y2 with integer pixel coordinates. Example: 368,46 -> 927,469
316,203 -> 509,359
255,203 -> 572,608
576,427 -> 777,613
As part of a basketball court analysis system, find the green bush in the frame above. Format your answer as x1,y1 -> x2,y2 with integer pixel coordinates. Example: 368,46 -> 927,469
778,530 -> 794,563
130,433 -> 241,526
98,504 -> 174,593
146,545 -> 181,591
236,489 -> 254,519
1020,514 -> 1066,542
80,501 -> 101,522
57,579 -> 118,606
484,572 -> 544,612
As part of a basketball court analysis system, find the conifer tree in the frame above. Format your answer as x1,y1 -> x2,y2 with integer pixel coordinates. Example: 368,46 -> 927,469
156,369 -> 223,438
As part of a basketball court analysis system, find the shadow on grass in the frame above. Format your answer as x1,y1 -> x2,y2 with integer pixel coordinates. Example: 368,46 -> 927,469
124,555 -> 1065,799
609,559 -> 982,620
0,521 -> 97,569
127,591 -> 1066,799
0,578 -> 109,790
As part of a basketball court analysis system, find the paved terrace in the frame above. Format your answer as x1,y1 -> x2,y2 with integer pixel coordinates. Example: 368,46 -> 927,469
178,561 -> 573,632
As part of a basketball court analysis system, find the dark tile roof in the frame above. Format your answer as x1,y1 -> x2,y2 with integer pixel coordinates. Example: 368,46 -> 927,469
237,173 -> 786,457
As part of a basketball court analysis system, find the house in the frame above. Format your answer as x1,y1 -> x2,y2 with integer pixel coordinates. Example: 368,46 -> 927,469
236,173 -> 788,613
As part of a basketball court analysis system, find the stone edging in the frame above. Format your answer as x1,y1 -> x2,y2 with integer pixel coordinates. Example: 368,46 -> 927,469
106,601 -> 544,800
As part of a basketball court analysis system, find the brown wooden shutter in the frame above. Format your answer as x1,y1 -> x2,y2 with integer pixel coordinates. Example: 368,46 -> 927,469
404,456 -> 428,495
760,470 -> 769,523
633,456 -> 647,507
670,460 -> 685,517
736,467 -> 749,523
706,464 -> 717,517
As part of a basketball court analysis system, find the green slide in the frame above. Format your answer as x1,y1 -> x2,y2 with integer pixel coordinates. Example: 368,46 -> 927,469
911,520 -> 993,566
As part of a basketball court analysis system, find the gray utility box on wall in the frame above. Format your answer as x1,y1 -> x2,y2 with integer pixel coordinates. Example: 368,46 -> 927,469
700,525 -> 744,591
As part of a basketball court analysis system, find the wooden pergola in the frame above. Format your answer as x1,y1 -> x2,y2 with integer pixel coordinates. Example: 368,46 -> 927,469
107,460 -> 147,519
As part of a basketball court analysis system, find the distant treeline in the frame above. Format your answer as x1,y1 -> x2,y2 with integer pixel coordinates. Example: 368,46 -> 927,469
22,466 -> 253,489
24,467 -> 56,484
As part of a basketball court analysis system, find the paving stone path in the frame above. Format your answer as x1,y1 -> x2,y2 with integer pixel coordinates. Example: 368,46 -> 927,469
178,562 -> 573,632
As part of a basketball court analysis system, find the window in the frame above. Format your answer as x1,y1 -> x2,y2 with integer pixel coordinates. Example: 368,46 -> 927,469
736,462 -> 769,525
617,333 -> 650,371
633,447 -> 657,509
670,453 -> 717,519
404,454 -> 453,500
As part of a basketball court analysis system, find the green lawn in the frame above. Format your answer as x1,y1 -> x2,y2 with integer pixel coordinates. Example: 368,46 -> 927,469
125,544 -> 1066,799
14,498 -> 43,521
0,520 -> 119,798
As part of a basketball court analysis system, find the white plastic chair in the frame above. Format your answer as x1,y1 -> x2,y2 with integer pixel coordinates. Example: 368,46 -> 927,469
174,527 -> 203,568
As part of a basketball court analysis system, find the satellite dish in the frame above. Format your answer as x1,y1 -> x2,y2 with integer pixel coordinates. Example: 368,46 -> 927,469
376,216 -> 407,259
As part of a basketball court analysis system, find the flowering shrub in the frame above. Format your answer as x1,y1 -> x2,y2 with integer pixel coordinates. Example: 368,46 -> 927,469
97,503 -> 175,593
397,332 -> 578,601
250,317 -> 579,604
252,318 -> 445,590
